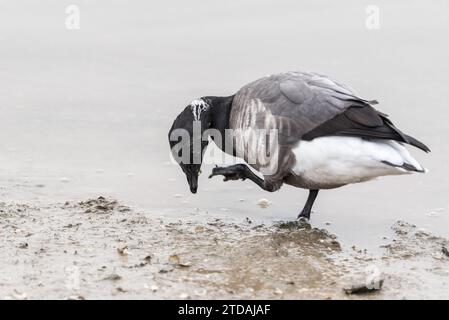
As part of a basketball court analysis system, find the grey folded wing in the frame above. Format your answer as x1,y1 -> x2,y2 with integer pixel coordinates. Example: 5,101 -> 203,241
231,71 -> 377,147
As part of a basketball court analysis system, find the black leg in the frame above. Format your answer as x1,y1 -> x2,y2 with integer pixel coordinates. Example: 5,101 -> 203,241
209,164 -> 278,192
297,189 -> 319,220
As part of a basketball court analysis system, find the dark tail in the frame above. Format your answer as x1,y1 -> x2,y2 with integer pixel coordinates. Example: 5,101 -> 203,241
381,160 -> 426,173
381,115 -> 431,153
402,133 -> 431,153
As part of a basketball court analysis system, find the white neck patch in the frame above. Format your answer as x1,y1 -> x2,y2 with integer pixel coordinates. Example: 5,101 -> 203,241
190,99 -> 210,120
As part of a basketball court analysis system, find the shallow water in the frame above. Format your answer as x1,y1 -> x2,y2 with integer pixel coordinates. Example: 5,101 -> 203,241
1,0 -> 449,298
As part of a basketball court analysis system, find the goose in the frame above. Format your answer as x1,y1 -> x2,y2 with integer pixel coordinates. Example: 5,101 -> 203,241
168,71 -> 429,220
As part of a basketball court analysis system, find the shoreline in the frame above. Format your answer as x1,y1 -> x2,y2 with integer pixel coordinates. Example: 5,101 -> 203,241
1,196 -> 448,299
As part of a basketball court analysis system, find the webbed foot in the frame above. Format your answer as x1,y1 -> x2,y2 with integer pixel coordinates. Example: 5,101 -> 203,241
208,164 -> 249,182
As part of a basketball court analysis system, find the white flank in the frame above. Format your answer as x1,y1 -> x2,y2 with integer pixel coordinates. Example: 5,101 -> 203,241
291,136 -> 425,188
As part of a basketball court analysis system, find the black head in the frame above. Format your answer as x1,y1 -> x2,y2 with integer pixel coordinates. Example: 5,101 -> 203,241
168,98 -> 212,193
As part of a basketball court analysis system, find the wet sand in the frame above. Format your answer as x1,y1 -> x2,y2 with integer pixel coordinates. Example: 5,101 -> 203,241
1,196 -> 448,300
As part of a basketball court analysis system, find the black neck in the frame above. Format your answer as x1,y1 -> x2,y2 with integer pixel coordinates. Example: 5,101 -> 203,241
202,95 -> 234,154
204,95 -> 234,134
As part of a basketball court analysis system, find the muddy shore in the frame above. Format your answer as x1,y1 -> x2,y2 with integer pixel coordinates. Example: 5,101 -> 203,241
1,197 -> 448,300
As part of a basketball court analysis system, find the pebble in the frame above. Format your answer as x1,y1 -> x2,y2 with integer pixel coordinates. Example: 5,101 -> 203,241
195,226 -> 205,233
426,211 -> 440,217
343,278 -> 384,295
117,246 -> 130,256
257,198 -> 271,209
18,243 -> 28,249
12,291 -> 28,300
169,254 -> 180,265
67,295 -> 85,300
194,289 -> 207,297
103,274 -> 122,281
432,253 -> 445,260
273,288 -> 283,295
